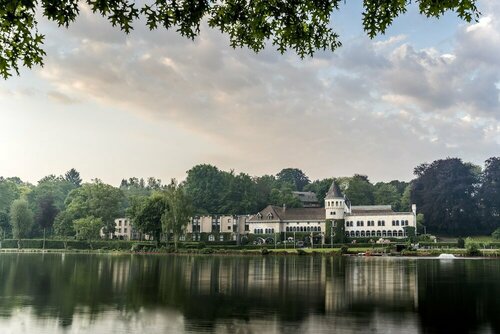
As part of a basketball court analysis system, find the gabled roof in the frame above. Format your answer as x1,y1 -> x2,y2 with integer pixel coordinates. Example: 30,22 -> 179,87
324,181 -> 343,199
247,205 -> 325,222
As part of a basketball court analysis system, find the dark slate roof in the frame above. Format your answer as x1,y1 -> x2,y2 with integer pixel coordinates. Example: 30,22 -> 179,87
247,205 -> 325,222
292,191 -> 318,203
324,181 -> 343,199
347,205 -> 413,217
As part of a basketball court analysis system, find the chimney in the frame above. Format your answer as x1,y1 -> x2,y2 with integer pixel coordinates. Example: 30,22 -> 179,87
412,204 -> 417,215
282,203 -> 286,212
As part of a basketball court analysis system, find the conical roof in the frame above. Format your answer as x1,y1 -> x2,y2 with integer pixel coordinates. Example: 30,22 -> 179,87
325,180 -> 343,199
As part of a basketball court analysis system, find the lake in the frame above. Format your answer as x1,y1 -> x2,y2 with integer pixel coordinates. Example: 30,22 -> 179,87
0,253 -> 498,334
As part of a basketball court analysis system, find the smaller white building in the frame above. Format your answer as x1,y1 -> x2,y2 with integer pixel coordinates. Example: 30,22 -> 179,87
100,218 -> 142,240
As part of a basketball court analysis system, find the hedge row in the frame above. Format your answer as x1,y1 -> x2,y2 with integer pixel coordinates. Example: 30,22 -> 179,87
0,239 -> 153,250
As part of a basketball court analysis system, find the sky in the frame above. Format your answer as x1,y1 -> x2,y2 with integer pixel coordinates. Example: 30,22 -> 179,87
1,1 -> 500,186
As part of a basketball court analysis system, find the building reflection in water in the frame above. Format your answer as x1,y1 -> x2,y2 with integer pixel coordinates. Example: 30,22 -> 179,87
0,254 -> 498,333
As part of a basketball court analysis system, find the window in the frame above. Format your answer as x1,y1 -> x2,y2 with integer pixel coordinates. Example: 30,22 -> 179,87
396,220 -> 400,226
208,235 -> 215,241
220,235 -> 224,241
228,226 -> 231,231
124,228 -> 127,233
245,225 -> 249,231
333,211 -> 336,215
387,231 -> 392,237
377,231 -> 381,237
267,213 -> 273,219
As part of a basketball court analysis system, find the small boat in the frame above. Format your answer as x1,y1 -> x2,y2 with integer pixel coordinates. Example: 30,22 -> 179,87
438,253 -> 456,259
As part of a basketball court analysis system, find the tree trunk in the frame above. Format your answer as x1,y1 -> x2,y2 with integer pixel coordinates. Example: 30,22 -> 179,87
17,239 -> 21,249
43,228 -> 46,249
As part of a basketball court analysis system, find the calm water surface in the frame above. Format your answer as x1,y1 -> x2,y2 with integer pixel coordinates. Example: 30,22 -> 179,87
0,253 -> 499,334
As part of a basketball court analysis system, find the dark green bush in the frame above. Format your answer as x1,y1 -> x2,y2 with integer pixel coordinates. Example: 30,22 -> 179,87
200,248 -> 214,254
457,238 -> 465,249
261,247 -> 270,255
296,249 -> 307,255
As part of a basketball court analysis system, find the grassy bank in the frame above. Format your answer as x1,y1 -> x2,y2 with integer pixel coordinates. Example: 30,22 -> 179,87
0,239 -> 499,257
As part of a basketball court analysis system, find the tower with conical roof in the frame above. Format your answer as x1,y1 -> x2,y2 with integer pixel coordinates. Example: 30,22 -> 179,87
324,180 -> 346,220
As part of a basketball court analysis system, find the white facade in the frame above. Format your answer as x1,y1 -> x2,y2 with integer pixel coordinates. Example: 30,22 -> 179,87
247,181 -> 417,239
100,218 -> 142,240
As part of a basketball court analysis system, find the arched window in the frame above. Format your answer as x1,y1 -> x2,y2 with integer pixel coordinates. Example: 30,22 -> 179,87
398,230 -> 403,237
394,230 -> 398,237
360,231 -> 365,237
371,231 -> 376,237
382,231 -> 387,237
376,231 -> 381,237
387,231 -> 392,237
350,231 -> 355,237
355,231 -> 360,237
396,220 -> 399,226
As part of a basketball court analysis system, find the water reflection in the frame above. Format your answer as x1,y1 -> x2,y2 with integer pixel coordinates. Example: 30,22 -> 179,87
0,254 -> 499,333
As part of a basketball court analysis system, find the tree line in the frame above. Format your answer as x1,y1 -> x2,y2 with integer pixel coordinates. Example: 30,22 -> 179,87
1,157 -> 499,240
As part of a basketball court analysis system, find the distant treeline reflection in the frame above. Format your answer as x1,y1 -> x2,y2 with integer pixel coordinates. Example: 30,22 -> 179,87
0,254 -> 499,333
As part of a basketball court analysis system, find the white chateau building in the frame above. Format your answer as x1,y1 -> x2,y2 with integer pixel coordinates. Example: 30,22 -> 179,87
247,181 -> 417,239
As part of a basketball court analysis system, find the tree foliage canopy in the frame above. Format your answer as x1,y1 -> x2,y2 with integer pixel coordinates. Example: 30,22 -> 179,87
9,198 -> 34,240
411,158 -> 481,234
0,0 -> 480,78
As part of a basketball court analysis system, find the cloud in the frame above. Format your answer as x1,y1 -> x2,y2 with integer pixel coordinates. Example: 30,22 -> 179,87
29,2 -> 500,181
47,91 -> 78,104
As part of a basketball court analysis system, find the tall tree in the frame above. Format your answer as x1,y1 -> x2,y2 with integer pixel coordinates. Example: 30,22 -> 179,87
373,183 -> 400,209
162,181 -> 193,251
0,0 -> 480,79
479,157 -> 500,231
411,158 -> 481,234
73,216 -> 104,248
270,182 -> 302,208
276,168 -> 310,191
184,164 -> 228,214
254,175 -> 277,211
61,180 -> 124,238
128,193 -> 167,244
222,173 -> 259,214
35,194 -> 59,248
9,199 -> 34,247
65,168 -> 82,187
343,175 -> 375,206
0,211 -> 10,239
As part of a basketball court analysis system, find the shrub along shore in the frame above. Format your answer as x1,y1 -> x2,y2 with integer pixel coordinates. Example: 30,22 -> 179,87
0,239 -> 499,257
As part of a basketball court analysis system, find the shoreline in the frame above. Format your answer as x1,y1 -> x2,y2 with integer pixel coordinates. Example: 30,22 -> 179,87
0,248 -> 499,258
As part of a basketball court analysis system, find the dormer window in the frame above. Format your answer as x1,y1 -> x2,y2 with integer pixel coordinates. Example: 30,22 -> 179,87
257,212 -> 263,219
267,213 -> 273,219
